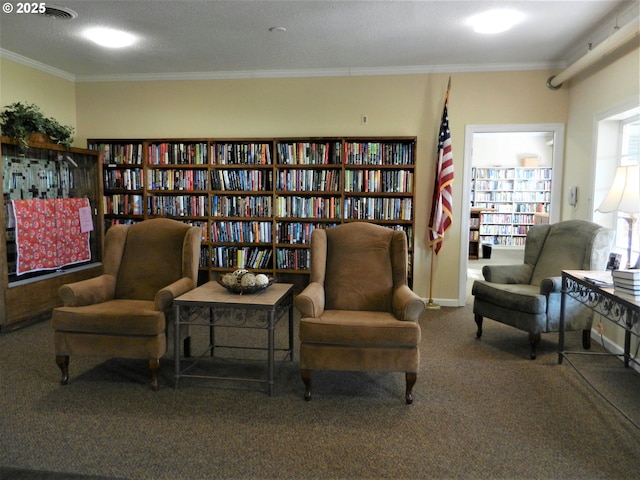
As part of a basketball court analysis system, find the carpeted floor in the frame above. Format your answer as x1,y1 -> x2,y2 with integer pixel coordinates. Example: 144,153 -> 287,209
1,303 -> 639,480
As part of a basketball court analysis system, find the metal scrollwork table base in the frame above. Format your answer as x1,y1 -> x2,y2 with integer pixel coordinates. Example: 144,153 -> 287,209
559,270 -> 640,428
173,282 -> 294,396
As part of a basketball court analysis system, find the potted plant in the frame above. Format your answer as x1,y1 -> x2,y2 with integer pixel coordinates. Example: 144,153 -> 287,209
0,101 -> 74,149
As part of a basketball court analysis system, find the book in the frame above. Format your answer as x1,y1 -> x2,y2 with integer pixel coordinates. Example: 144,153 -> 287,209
614,289 -> 640,302
612,278 -> 640,290
611,269 -> 640,281
613,284 -> 640,296
583,272 -> 613,287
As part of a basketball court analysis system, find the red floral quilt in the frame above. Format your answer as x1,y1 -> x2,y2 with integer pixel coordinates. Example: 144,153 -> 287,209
11,198 -> 92,275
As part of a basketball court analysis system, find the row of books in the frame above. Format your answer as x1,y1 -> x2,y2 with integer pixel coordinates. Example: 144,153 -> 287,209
211,195 -> 272,217
210,169 -> 273,191
213,143 -> 272,165
513,191 -> 550,203
344,142 -> 414,165
95,141 -> 414,167
276,248 -> 311,270
612,269 -> 640,301
148,143 -> 208,165
147,195 -> 207,217
514,203 -> 549,213
275,196 -> 341,219
344,197 -> 413,221
147,169 -> 208,191
103,194 -> 144,215
275,222 -> 339,244
474,180 -> 515,190
210,221 -> 272,243
199,246 -> 210,267
276,169 -> 340,192
344,169 -> 413,193
211,246 -> 272,269
473,167 -> 551,180
513,180 -> 552,191
276,142 -> 339,165
480,235 -> 528,246
104,168 -> 144,190
95,143 -> 143,165
475,192 -> 514,202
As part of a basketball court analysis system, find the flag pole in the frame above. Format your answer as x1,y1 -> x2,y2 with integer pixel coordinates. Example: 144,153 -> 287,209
425,244 -> 441,310
425,76 -> 452,311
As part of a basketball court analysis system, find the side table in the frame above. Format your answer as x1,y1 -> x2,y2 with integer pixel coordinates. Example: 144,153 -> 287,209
173,281 -> 294,396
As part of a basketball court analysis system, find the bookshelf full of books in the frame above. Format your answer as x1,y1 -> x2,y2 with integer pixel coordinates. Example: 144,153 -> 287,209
89,137 -> 416,287
471,166 -> 552,247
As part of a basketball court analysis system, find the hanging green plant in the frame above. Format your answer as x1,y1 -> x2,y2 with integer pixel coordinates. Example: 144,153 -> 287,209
0,101 -> 74,149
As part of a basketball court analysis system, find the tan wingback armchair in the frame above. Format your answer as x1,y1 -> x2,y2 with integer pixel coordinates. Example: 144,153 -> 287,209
472,220 -> 614,359
52,218 -> 201,390
295,222 -> 425,403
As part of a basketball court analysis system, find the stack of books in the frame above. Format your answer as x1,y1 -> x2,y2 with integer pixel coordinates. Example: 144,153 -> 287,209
612,269 -> 640,302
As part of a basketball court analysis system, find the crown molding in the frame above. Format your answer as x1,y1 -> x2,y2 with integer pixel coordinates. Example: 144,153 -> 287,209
1,47 -> 564,83
0,48 -> 76,82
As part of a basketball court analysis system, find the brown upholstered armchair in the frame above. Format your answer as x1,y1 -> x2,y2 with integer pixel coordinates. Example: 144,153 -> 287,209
52,218 -> 201,390
472,220 -> 614,359
295,222 -> 425,403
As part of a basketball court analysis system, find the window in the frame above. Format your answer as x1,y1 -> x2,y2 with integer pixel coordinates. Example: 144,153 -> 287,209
593,107 -> 640,268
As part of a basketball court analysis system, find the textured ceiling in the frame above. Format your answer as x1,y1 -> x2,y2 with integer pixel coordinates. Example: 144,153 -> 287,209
0,0 -> 638,81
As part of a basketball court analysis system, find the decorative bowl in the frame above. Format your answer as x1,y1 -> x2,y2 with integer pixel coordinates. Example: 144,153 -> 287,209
217,279 -> 273,294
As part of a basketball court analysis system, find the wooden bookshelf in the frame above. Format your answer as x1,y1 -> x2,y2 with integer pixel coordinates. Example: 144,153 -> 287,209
471,166 -> 552,247
89,137 -> 416,288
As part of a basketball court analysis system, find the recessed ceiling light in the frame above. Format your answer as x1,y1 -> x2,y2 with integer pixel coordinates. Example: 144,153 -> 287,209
84,27 -> 136,48
269,26 -> 287,33
467,9 -> 524,34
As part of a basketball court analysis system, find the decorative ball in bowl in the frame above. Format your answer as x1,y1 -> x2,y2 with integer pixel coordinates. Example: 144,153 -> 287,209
219,269 -> 273,294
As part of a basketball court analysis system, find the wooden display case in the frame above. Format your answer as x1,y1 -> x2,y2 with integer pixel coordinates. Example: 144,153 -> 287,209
1,137 -> 103,330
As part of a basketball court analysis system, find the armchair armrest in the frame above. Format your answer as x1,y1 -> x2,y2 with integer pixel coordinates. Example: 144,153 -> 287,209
482,264 -> 533,284
155,277 -> 196,311
59,274 -> 116,307
295,281 -> 325,318
393,285 -> 425,322
540,276 -> 562,295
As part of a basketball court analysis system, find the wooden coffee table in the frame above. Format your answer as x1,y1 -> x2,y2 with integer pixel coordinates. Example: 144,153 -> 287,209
173,281 -> 294,395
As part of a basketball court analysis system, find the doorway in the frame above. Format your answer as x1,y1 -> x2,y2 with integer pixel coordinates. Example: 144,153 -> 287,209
459,124 -> 565,305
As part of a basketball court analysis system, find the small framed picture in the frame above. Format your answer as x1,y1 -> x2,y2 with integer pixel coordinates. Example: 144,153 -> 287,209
606,253 -> 621,270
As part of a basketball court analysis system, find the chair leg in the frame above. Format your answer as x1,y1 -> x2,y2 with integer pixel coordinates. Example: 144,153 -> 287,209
474,314 -> 483,338
528,333 -> 540,359
149,358 -> 160,391
301,369 -> 312,401
405,372 -> 417,404
582,329 -> 591,350
56,355 -> 69,386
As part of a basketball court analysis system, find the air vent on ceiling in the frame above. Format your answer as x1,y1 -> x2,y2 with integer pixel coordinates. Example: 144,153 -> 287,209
42,5 -> 78,20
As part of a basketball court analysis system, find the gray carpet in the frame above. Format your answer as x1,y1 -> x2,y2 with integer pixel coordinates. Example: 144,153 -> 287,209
1,305 -> 639,480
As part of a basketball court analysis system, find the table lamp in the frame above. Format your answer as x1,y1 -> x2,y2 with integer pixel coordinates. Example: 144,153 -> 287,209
596,165 -> 640,268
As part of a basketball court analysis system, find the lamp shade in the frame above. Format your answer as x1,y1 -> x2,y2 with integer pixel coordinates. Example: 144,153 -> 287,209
596,165 -> 640,214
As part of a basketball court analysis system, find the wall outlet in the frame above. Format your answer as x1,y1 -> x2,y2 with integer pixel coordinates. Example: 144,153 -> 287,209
361,114 -> 368,125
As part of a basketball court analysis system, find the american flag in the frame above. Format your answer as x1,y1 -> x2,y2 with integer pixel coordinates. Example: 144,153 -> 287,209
428,82 -> 454,255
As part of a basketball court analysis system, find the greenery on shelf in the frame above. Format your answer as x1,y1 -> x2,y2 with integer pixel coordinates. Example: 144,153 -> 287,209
0,101 -> 74,149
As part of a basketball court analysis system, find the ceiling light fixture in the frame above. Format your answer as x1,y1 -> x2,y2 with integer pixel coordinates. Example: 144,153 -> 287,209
83,27 -> 136,48
467,9 -> 524,34
269,26 -> 287,33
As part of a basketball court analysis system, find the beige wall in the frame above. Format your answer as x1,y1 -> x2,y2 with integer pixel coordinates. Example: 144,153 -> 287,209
564,45 -> 640,222
0,58 -> 76,129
